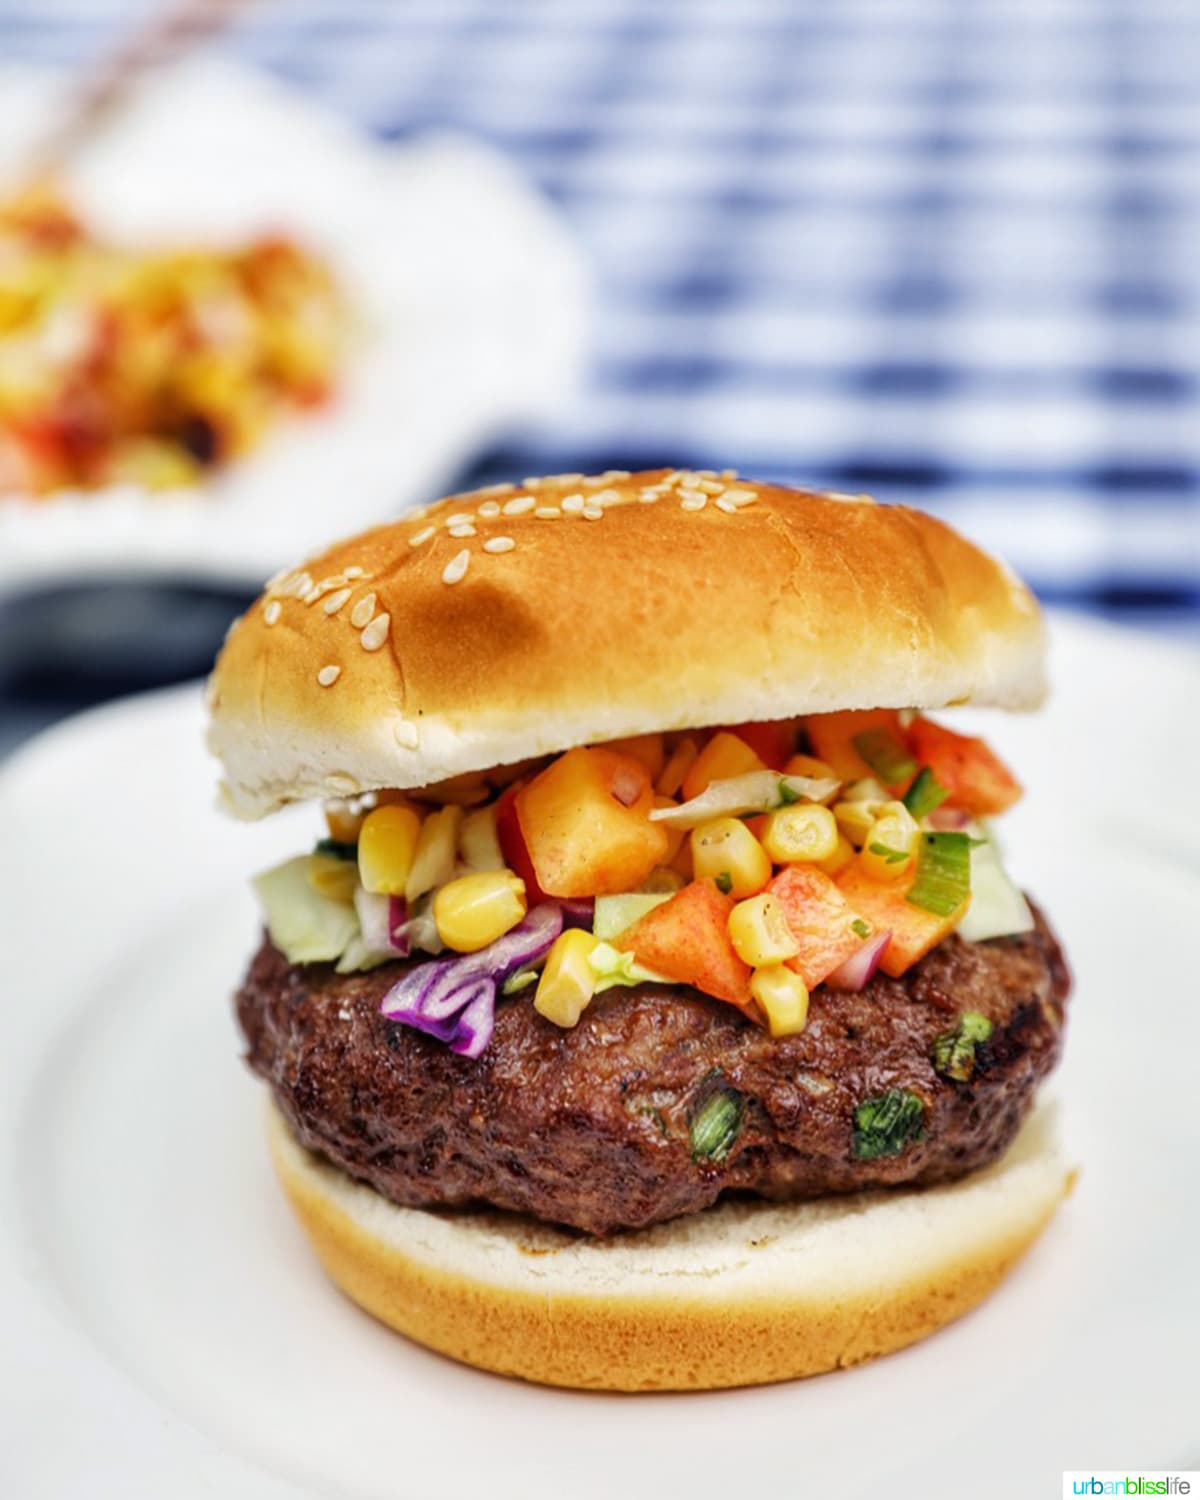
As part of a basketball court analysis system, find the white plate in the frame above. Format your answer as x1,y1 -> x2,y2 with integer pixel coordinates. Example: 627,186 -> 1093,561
1,611 -> 1197,1499
0,62 -> 587,593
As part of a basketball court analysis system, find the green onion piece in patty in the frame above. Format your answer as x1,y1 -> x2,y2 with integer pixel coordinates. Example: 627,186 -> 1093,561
852,1089 -> 926,1159
903,766 -> 950,819
689,1073 -> 745,1163
852,728 -> 918,787
932,1011 -> 994,1082
313,837 -> 358,861
906,832 -> 975,917
868,841 -> 910,864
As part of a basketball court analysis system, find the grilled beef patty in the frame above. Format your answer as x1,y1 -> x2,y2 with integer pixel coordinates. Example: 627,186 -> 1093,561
236,906 -> 1070,1235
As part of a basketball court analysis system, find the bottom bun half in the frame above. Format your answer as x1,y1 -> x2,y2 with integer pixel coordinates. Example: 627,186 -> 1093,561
266,1098 -> 1075,1392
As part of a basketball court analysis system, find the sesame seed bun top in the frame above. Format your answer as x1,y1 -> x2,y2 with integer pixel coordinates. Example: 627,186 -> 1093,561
205,469 -> 1046,819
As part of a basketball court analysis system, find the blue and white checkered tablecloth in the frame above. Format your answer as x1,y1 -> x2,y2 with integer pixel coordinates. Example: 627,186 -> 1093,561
3,0 -> 1199,638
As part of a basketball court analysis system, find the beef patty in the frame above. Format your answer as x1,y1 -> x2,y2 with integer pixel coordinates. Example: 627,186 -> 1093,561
236,906 -> 1070,1235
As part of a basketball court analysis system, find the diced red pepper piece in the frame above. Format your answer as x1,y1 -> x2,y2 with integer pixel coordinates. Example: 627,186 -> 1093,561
495,783 -> 548,901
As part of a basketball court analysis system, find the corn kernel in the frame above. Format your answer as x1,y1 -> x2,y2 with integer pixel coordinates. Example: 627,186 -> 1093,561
750,964 -> 810,1038
691,817 -> 771,898
324,799 -> 365,843
434,870 -> 527,953
458,804 -> 504,871
404,804 -> 463,902
357,804 -> 422,895
815,833 -> 856,876
761,804 -> 839,864
534,929 -> 600,1027
656,736 -> 698,798
858,800 -> 920,882
833,798 -> 884,849
784,754 -> 841,800
307,853 -> 358,904
728,894 -> 799,967
682,731 -> 765,801
607,733 -> 665,781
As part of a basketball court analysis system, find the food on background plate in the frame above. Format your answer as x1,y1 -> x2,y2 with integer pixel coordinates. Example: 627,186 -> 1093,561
207,468 -> 1072,1391
0,183 -> 343,495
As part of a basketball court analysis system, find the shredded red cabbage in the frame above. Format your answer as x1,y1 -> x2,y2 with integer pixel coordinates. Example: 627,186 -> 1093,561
379,904 -> 564,1058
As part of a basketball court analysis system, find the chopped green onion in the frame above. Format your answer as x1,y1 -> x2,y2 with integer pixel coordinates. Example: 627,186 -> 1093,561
932,1011 -> 993,1082
500,968 -> 539,995
868,841 -> 909,864
850,917 -> 871,939
689,1073 -> 745,1163
853,728 -> 918,788
314,837 -> 358,861
852,1090 -> 926,1160
903,766 -> 950,819
906,832 -> 974,918
776,780 -> 802,806
714,871 -> 733,895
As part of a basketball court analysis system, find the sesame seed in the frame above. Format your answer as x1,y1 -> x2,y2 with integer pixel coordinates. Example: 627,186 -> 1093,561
582,505 -> 603,520
361,613 -> 391,650
590,488 -> 621,506
264,600 -> 281,625
543,472 -> 583,485
448,523 -> 476,538
471,482 -> 515,498
307,574 -> 348,602
344,566 -> 365,579
680,494 -> 707,512
483,536 -> 516,554
409,526 -> 435,546
603,469 -> 631,480
721,469 -> 738,480
522,477 -> 545,489
477,500 -> 502,519
264,567 -> 289,591
698,479 -> 726,495
696,469 -> 718,479
535,505 -> 561,519
715,497 -> 738,514
561,494 -> 585,514
442,550 -> 470,586
393,719 -> 420,750
825,490 -> 875,504
446,512 -> 473,527
286,572 -> 312,597
317,665 -> 341,687
638,491 -> 661,503
503,495 -> 536,516
723,488 -> 757,507
350,592 -> 377,629
323,588 -> 352,615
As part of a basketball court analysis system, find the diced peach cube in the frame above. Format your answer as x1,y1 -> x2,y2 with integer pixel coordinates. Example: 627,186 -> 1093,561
835,864 -> 966,977
515,748 -> 668,897
908,717 -> 1021,816
768,865 -> 872,988
619,880 -> 753,1011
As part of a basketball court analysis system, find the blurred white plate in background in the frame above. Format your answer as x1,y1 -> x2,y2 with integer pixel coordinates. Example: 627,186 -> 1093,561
0,61 -> 587,593
0,612 -> 1197,1499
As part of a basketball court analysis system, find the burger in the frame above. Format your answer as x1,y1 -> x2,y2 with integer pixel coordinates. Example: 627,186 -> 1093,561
206,469 -> 1072,1391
